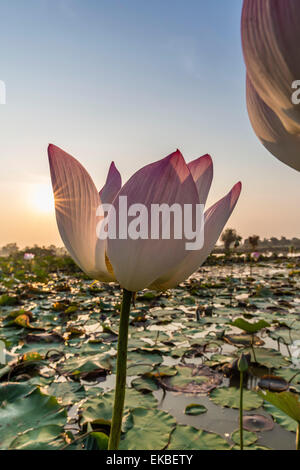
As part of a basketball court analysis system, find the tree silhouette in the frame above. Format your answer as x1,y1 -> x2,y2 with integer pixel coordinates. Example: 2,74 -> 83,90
248,235 -> 260,251
221,229 -> 242,254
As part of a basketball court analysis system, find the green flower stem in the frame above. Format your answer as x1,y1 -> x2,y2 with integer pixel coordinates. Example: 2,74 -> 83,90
239,370 -> 244,451
108,288 -> 133,450
297,422 -> 300,451
250,334 -> 257,363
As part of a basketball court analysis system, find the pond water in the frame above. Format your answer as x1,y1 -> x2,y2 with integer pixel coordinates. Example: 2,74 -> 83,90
0,257 -> 299,450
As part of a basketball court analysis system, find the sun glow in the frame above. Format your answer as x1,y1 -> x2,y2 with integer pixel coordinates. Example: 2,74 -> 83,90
29,183 -> 55,214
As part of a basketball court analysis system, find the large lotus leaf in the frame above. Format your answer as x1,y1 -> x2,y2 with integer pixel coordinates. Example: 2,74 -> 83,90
274,368 -> 300,384
204,354 -> 236,368
242,414 -> 274,432
210,387 -> 263,410
111,351 -> 163,376
0,382 -> 36,405
8,425 -> 64,450
232,444 -> 271,451
0,388 -> 67,449
147,365 -> 178,378
127,338 -> 168,353
80,388 -> 158,426
160,365 -> 222,394
16,342 -> 65,355
258,390 -> 300,424
119,408 -> 176,450
242,347 -> 289,368
131,330 -> 170,343
47,382 -> 86,405
131,353 -> 163,374
258,375 -> 288,393
230,318 -> 270,334
167,425 -> 230,450
263,402 -> 298,432
58,352 -> 113,378
198,317 -> 231,325
231,429 -> 258,446
269,328 -> 300,346
224,333 -> 264,347
83,431 -> 109,450
170,347 -> 189,358
68,341 -> 111,356
131,376 -> 158,393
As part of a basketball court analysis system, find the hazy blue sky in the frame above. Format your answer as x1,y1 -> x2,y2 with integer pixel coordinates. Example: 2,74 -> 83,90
0,0 -> 299,246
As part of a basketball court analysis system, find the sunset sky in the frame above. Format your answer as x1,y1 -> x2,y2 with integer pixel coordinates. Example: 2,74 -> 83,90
0,0 -> 299,248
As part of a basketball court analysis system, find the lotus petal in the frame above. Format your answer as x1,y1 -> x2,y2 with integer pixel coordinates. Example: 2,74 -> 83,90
48,144 -> 114,281
99,162 -> 122,204
150,182 -> 242,290
188,154 -> 213,205
242,0 -> 300,132
107,150 -> 200,292
246,76 -> 300,171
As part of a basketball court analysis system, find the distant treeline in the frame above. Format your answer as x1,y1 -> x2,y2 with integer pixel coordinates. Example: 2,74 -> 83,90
0,235 -> 299,259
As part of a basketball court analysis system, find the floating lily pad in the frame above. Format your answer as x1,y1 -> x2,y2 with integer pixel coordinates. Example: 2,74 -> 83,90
47,382 -> 86,405
0,382 -> 36,405
160,365 -> 222,394
224,333 -> 264,347
242,347 -> 289,368
0,388 -> 67,449
8,425 -> 64,450
242,414 -> 274,432
232,444 -> 271,451
119,408 -> 176,450
231,429 -> 258,446
263,403 -> 297,432
80,388 -> 158,427
185,404 -> 207,416
274,368 -> 300,384
123,351 -> 163,376
58,352 -> 112,380
269,328 -> 296,346
147,365 -> 178,378
84,431 -> 109,450
131,376 -> 158,393
258,375 -> 289,393
210,387 -> 263,410
167,425 -> 230,450
258,390 -> 300,423
205,354 -> 236,368
230,318 -> 270,334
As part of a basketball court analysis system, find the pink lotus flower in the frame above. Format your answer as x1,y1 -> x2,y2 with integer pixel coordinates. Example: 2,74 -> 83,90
246,76 -> 300,171
242,0 -> 300,171
24,253 -> 35,261
251,251 -> 260,261
48,144 -> 241,292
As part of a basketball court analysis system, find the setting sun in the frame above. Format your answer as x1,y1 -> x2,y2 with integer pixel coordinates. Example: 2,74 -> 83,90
29,183 -> 55,214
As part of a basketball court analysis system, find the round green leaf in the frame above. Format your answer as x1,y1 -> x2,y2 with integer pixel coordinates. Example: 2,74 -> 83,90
131,376 -> 158,393
263,402 -> 297,432
168,425 -> 230,450
185,404 -> 207,416
231,429 -> 258,446
80,388 -> 158,426
9,425 -> 64,450
119,408 -> 176,450
0,389 -> 67,449
0,382 -> 36,405
210,387 -> 263,410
